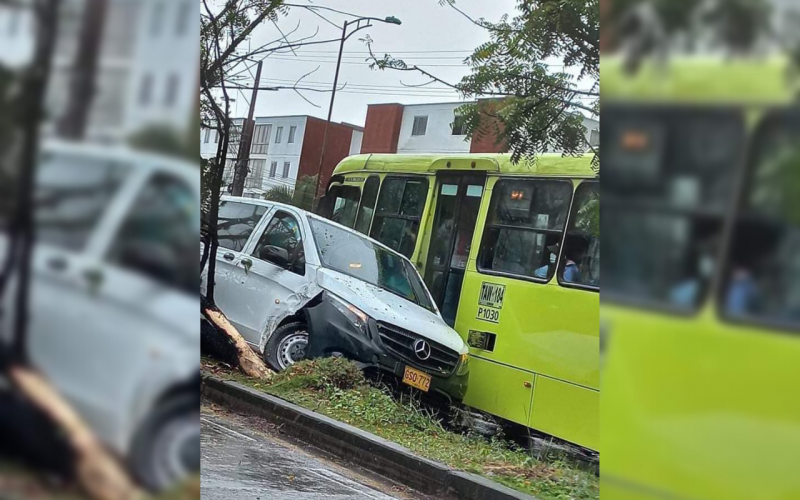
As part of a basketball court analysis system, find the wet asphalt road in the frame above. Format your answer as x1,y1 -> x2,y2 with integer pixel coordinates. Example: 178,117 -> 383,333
201,407 -> 426,500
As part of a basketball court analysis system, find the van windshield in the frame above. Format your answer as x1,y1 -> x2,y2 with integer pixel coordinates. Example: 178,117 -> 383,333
309,218 -> 435,313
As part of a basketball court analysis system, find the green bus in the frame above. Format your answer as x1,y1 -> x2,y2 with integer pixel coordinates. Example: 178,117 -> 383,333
320,153 -> 600,452
602,56 -> 800,500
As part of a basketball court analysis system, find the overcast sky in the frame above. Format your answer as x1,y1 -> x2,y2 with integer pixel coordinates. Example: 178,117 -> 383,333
226,0 -> 590,127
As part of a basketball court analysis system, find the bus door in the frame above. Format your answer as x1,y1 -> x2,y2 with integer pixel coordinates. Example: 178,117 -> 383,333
424,173 -> 486,325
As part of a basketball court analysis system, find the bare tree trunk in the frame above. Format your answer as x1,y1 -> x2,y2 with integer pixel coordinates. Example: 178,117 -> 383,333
9,367 -> 140,500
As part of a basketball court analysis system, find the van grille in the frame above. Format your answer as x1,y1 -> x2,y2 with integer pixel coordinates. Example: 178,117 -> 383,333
376,322 -> 460,376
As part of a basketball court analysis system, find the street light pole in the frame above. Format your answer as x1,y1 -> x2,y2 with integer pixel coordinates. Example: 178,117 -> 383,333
312,16 -> 401,212
311,21 -> 348,211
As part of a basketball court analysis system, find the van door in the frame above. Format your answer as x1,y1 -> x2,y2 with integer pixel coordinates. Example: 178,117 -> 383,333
235,209 -> 309,350
424,173 -> 486,325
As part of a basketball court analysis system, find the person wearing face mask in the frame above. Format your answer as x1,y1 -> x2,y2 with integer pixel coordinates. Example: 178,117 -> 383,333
534,243 -> 560,279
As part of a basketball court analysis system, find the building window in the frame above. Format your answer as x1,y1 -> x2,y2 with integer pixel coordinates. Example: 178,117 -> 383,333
204,128 -> 211,143
451,115 -> 466,136
245,159 -> 266,188
411,116 -> 428,136
589,129 -> 600,148
269,161 -> 278,178
175,1 -> 191,36
275,126 -> 283,143
251,124 -> 271,154
150,2 -> 164,36
138,73 -> 153,106
165,74 -> 179,107
478,179 -> 573,281
288,125 -> 297,143
214,129 -> 219,143
282,162 -> 290,178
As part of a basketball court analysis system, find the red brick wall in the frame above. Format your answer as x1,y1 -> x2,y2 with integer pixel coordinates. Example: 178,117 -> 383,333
360,103 -> 404,153
298,117 -> 355,199
469,102 -> 507,154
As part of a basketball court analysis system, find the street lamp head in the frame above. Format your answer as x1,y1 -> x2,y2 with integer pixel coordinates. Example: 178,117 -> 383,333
384,16 -> 402,25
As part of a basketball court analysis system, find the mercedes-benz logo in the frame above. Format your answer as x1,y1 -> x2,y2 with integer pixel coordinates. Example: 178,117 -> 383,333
413,339 -> 431,361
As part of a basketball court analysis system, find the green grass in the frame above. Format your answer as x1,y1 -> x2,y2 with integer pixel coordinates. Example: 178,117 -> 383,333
203,356 -> 598,500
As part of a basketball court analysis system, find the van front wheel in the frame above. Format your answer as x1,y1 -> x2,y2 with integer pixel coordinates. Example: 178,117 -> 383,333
265,322 -> 309,371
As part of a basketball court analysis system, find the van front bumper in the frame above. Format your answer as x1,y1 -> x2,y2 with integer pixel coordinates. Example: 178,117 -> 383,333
304,292 -> 469,402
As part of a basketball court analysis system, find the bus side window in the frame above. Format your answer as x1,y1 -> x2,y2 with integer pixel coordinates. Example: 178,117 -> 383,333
354,175 -> 380,235
328,185 -> 361,229
370,177 -> 429,258
478,179 -> 572,280
560,182 -> 599,289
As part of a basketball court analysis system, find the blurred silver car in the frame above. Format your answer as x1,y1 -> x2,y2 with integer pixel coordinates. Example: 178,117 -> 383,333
0,141 -> 199,491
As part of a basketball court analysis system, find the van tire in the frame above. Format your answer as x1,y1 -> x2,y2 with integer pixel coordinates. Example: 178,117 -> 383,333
129,394 -> 200,492
264,322 -> 309,372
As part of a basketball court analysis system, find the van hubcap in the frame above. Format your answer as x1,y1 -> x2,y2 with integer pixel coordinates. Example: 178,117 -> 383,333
277,332 -> 308,370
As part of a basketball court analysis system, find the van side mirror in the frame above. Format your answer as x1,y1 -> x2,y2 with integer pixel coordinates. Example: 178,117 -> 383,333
259,245 -> 290,268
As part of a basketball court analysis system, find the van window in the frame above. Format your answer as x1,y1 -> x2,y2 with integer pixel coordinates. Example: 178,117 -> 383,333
109,173 -> 197,292
560,182 -> 599,289
35,154 -> 130,251
478,179 -> 572,280
328,185 -> 361,229
370,177 -> 428,258
217,201 -> 268,252
253,211 -> 305,275
354,176 -> 380,235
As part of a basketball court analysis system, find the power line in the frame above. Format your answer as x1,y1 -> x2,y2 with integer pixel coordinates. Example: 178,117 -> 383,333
260,77 -> 457,92
266,56 -> 471,67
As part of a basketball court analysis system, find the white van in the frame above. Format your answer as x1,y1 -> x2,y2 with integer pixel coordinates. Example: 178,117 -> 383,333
202,197 -> 471,402
1,141 -> 199,491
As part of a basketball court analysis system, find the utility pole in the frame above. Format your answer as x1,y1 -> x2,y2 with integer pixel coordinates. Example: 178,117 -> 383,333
57,0 -> 108,139
231,59 -> 263,197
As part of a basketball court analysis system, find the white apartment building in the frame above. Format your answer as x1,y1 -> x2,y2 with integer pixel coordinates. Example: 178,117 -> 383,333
0,0 -> 198,141
201,115 -> 363,199
361,100 -> 599,155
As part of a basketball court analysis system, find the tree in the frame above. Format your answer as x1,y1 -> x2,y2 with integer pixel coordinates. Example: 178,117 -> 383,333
128,124 -> 197,160
603,0 -> 800,71
368,0 -> 599,167
200,1 -> 388,378
0,2 -> 139,499
263,184 -> 295,204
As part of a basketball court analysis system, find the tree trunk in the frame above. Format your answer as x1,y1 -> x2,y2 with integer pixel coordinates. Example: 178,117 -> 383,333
201,298 -> 272,379
8,365 -> 141,500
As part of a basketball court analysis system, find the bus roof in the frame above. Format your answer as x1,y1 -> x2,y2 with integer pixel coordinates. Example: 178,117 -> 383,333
333,153 -> 597,178
602,56 -> 796,104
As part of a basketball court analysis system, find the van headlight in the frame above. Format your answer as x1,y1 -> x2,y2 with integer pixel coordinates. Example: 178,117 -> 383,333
328,294 -> 369,335
456,352 -> 470,376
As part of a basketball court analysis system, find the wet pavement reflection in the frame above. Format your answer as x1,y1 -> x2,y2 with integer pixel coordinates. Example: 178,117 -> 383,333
201,411 -> 416,500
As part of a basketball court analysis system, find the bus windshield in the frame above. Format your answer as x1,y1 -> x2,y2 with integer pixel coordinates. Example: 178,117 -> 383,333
603,107 -> 745,310
309,218 -> 436,313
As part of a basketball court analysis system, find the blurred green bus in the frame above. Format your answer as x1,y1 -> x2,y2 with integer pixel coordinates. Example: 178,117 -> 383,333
602,57 -> 800,499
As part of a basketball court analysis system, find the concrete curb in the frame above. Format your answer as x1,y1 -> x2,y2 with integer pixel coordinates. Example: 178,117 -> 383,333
202,374 -> 537,500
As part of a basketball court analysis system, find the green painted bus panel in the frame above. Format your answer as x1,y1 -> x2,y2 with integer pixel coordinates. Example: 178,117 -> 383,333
334,153 -> 596,178
602,56 -> 794,103
461,356 -> 534,428
602,304 -> 800,500
530,375 -> 599,451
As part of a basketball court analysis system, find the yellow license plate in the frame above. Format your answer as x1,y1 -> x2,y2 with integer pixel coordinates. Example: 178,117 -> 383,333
402,366 -> 431,392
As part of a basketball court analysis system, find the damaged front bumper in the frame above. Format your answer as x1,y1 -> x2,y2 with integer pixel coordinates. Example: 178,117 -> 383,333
304,292 -> 469,402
